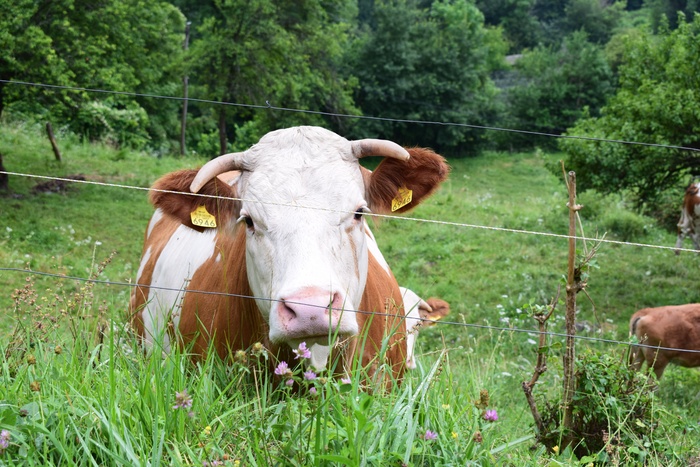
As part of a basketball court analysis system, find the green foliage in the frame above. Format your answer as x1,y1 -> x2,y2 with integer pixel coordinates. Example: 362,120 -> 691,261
347,0 -> 506,154
477,0 -> 542,52
0,0 -> 186,150
493,31 -> 613,150
3,125 -> 700,463
560,15 -> 700,213
185,0 -> 359,154
562,0 -> 626,44
538,349 -> 669,462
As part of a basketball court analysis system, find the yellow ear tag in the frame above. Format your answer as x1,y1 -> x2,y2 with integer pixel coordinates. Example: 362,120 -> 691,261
190,205 -> 217,228
391,186 -> 413,212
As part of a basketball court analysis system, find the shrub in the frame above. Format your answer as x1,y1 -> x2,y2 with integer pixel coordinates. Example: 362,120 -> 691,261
537,349 -> 666,463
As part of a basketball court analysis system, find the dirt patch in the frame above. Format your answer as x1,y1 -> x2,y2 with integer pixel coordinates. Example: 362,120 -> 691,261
32,174 -> 86,194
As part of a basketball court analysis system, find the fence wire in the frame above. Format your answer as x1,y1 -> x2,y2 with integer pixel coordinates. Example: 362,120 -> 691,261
2,79 -> 700,359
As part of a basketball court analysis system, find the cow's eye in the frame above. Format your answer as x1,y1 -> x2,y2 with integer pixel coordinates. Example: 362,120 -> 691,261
354,207 -> 369,222
238,214 -> 255,231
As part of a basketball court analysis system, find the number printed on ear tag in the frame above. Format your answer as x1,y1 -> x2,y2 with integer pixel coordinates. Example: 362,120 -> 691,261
391,186 -> 413,212
191,205 -> 217,228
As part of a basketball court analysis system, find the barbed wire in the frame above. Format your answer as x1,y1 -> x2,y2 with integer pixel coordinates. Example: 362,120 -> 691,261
2,79 -> 699,153
2,170 -> 697,254
3,265 -> 699,356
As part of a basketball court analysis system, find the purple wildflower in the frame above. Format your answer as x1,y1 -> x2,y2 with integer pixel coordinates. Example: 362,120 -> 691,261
0,429 -> 9,452
173,390 -> 193,410
274,361 -> 290,376
293,342 -> 312,359
309,387 -> 318,396
483,409 -> 498,422
303,370 -> 317,381
423,430 -> 438,440
285,379 -> 294,387
340,377 -> 351,385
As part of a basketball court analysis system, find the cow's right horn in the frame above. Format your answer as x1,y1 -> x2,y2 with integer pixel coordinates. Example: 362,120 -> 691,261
351,139 -> 410,161
190,152 -> 247,193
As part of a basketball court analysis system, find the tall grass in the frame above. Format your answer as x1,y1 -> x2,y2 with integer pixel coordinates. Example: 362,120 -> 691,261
2,122 -> 700,464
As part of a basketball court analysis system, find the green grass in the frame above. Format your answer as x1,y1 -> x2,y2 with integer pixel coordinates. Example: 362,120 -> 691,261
1,122 -> 700,465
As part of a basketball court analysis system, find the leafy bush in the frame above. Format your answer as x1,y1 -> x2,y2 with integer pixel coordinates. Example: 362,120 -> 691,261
537,349 -> 668,463
73,101 -> 150,148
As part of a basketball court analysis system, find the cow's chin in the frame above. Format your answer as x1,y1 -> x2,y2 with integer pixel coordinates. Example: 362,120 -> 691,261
287,337 -> 334,372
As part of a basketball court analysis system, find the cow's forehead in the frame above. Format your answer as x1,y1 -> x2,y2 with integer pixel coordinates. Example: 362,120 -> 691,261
240,128 -> 365,211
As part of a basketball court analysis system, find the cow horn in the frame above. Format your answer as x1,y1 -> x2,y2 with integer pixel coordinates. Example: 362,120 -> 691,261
190,152 -> 246,193
351,139 -> 410,161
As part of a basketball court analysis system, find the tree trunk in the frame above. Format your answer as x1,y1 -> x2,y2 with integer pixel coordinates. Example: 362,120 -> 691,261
46,122 -> 62,162
0,153 -> 8,192
218,108 -> 227,156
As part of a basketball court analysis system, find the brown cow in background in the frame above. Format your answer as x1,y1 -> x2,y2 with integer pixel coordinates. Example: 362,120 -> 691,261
674,180 -> 700,254
629,304 -> 700,379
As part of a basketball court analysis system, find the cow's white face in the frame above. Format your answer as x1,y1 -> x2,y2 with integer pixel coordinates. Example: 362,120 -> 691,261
232,127 -> 370,349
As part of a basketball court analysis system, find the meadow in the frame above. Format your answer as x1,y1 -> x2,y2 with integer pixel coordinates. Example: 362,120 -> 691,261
1,122 -> 700,465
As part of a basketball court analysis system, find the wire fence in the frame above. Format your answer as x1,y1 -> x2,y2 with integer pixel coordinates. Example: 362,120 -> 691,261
2,79 -> 700,358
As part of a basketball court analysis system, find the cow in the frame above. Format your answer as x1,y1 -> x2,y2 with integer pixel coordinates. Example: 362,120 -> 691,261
130,126 -> 449,384
629,304 -> 700,380
674,180 -> 700,254
399,287 -> 450,369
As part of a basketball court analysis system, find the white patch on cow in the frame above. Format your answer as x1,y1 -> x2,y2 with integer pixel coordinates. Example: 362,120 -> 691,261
365,223 -> 390,274
139,223 -> 218,351
135,247 -> 152,290
146,208 -> 165,239
400,287 -> 424,370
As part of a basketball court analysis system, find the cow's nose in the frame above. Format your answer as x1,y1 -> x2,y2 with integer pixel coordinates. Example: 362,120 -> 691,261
277,288 -> 347,338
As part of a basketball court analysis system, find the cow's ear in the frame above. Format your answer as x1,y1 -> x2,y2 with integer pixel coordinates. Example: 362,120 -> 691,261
419,298 -> 450,326
150,169 -> 240,232
365,147 -> 450,214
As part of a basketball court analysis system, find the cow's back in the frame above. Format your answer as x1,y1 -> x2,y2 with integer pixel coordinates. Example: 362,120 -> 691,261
630,304 -> 700,373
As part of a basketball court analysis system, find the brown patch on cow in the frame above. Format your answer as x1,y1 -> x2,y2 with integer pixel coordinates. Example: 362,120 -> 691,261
366,147 -> 450,214
178,225 -> 269,359
629,304 -> 700,380
346,251 -> 407,388
151,169 -> 240,232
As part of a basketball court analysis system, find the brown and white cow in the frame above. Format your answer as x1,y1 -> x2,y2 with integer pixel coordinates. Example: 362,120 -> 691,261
674,180 -> 700,254
130,126 -> 449,382
629,304 -> 700,379
399,287 -> 450,369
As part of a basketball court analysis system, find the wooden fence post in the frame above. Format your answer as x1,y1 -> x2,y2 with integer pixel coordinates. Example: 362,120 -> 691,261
46,122 -> 62,162
562,170 -> 581,447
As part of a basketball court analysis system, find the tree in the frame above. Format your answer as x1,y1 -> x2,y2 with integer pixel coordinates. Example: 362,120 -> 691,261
560,16 -> 700,210
0,0 -> 186,149
477,0 -> 542,53
347,0 -> 506,154
494,31 -> 613,150
562,0 -> 625,44
186,0 -> 359,155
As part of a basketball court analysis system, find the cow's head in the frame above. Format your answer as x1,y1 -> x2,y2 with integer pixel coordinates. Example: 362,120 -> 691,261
152,126 -> 449,365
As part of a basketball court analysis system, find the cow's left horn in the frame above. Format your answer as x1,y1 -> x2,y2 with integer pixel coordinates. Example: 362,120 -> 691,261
190,152 -> 246,193
351,139 -> 410,161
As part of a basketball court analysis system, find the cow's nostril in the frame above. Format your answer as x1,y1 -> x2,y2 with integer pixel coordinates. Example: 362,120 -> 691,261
279,301 -> 297,321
